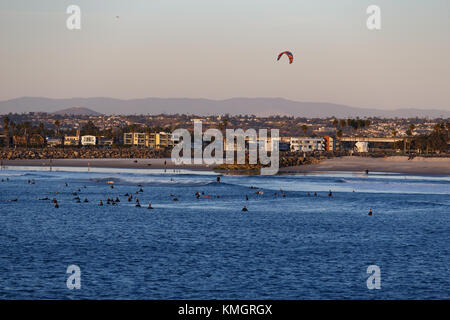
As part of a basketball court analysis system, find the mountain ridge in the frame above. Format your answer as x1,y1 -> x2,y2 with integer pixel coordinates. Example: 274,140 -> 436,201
0,97 -> 449,118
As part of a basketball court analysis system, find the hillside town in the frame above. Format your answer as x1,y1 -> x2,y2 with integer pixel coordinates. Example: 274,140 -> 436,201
0,113 -> 449,161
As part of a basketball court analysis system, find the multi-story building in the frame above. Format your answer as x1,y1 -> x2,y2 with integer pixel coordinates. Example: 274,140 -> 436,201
98,137 -> 114,146
154,132 -> 173,149
124,132 -> 173,148
81,135 -> 97,146
64,135 -> 80,146
13,136 -> 27,147
323,136 -> 335,152
46,137 -> 62,147
64,130 -> 80,146
29,134 -> 45,146
124,132 -> 149,147
290,137 -> 326,152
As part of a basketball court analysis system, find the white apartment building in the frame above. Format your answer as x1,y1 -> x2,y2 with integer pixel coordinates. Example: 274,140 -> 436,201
81,135 -> 97,146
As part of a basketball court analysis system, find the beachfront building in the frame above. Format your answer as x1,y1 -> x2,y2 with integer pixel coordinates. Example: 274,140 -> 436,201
324,136 -> 335,152
46,137 -> 62,147
124,132 -> 173,149
149,132 -> 173,149
290,137 -> 326,152
64,135 -> 80,146
124,132 -> 149,147
81,135 -> 97,146
355,141 -> 369,153
29,134 -> 45,147
98,137 -> 114,146
12,135 -> 27,147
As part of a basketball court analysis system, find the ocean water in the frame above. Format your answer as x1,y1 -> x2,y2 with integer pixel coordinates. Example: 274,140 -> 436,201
0,167 -> 449,299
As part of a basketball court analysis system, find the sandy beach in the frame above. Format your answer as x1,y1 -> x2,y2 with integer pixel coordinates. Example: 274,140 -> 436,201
279,156 -> 450,175
2,156 -> 450,175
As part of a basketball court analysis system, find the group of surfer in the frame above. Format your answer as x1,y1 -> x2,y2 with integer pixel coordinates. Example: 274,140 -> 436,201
3,175 -> 375,215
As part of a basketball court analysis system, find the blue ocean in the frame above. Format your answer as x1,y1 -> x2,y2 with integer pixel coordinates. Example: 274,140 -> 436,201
0,167 -> 449,299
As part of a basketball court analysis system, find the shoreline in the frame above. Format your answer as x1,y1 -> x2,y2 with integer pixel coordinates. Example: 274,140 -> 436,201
1,156 -> 450,176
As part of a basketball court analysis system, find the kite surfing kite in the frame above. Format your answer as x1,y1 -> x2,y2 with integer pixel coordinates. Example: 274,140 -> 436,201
277,51 -> 294,64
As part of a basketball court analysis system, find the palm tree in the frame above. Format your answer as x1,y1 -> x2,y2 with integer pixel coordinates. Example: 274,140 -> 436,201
433,123 -> 441,133
301,125 -> 308,136
391,129 -> 398,137
10,121 -> 16,136
23,121 -> 31,147
54,120 -> 61,137
222,119 -> 228,136
407,124 -> 415,153
2,116 -> 10,147
39,122 -> 45,136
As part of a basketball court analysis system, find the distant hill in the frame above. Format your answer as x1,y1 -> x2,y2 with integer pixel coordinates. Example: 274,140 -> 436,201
52,106 -> 102,116
0,97 -> 449,118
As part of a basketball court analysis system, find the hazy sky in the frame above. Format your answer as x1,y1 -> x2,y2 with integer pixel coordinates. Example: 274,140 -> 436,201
1,0 -> 449,110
